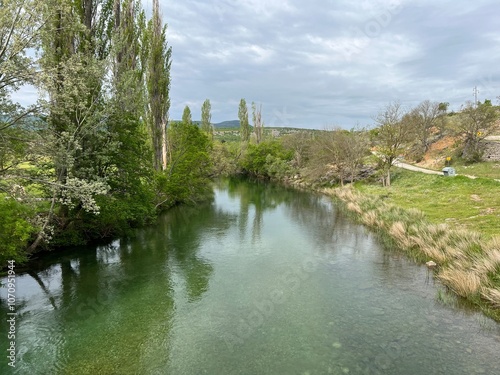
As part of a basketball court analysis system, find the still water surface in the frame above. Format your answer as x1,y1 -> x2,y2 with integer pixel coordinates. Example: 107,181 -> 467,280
1,178 -> 500,374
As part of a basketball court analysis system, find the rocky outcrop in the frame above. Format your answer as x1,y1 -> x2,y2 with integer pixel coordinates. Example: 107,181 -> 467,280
483,141 -> 500,161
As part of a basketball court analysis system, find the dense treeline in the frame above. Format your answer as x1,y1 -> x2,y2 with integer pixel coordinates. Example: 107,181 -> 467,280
0,0 -> 211,264
215,98 -> 499,187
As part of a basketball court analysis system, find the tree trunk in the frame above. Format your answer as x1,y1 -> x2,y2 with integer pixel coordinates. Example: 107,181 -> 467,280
162,120 -> 167,170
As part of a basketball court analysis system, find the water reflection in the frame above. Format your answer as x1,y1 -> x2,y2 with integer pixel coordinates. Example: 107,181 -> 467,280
0,178 -> 499,375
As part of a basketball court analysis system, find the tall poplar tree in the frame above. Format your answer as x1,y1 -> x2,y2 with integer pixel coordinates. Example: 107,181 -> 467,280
182,105 -> 192,126
238,98 -> 250,142
146,0 -> 172,171
252,102 -> 263,144
201,99 -> 212,139
104,0 -> 154,216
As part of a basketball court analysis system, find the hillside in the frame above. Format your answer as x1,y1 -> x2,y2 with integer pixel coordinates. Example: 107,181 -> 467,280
213,120 -> 240,128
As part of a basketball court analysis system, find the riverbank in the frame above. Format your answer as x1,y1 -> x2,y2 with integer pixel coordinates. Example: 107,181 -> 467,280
327,186 -> 500,321
279,171 -> 500,321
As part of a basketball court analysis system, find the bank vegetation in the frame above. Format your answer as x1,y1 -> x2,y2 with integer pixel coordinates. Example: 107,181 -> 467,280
211,99 -> 500,320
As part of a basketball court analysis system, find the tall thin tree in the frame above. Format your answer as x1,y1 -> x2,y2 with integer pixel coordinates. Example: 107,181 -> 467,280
238,98 -> 250,142
201,99 -> 213,139
252,102 -> 263,144
146,0 -> 172,171
182,105 -> 192,126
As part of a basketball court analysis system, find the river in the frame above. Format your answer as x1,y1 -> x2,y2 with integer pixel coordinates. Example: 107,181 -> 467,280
1,178 -> 499,374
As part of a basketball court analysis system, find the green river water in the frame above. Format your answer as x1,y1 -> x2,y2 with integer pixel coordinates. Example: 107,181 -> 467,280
1,178 -> 499,374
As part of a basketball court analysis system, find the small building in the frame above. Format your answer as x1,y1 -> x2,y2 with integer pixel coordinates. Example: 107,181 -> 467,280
442,167 -> 456,176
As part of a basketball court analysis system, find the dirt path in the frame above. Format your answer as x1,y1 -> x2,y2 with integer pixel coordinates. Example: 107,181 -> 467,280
485,135 -> 500,141
393,160 -> 443,175
393,159 -> 500,182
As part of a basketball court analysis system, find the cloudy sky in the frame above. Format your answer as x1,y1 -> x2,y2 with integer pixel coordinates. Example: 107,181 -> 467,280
141,0 -> 499,128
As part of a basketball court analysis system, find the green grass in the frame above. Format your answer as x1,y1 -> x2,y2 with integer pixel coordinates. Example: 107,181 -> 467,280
355,169 -> 500,237
452,160 -> 500,179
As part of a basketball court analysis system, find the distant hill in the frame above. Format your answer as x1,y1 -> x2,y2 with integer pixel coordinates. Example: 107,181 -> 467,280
213,120 -> 240,129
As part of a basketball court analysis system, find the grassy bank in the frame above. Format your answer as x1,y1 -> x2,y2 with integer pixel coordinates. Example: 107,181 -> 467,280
322,182 -> 500,321
453,160 -> 500,179
356,169 -> 500,237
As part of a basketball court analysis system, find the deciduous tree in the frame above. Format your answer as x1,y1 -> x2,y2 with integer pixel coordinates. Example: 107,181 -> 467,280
374,102 -> 413,186
0,0 -> 43,177
252,102 -> 263,144
458,100 -> 499,162
410,100 -> 442,157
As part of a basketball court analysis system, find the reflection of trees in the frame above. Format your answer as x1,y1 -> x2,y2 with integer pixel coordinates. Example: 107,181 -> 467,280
226,177 -> 291,242
155,202 -> 233,302
222,177 -> 365,251
3,192 -> 236,372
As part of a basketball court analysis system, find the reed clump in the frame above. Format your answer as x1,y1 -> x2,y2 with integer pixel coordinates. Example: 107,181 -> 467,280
329,186 -> 500,320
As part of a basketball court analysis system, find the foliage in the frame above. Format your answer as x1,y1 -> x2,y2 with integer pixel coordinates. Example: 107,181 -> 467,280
182,105 -> 192,126
238,98 -> 250,142
239,140 -> 293,178
457,101 -> 499,163
155,122 -> 212,210
373,101 -> 414,186
211,141 -> 242,176
0,0 -> 214,265
251,102 -> 263,144
0,195 -> 36,263
0,0 -> 41,92
145,0 -> 172,171
0,0 -> 42,176
308,128 -> 370,185
408,100 -> 445,161
201,99 -> 213,139
281,131 -> 313,168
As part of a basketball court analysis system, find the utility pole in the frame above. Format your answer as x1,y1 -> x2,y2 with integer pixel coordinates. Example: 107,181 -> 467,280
473,86 -> 479,107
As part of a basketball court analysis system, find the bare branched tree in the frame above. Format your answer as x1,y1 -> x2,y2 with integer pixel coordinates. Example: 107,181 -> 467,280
252,102 -> 263,144
374,102 -> 413,186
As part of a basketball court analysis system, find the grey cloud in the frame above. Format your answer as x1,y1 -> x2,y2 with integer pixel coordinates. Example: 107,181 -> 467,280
113,1 -> 500,127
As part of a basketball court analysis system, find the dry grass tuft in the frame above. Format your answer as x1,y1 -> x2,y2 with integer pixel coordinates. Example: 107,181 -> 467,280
362,211 -> 378,227
346,202 -> 362,214
481,288 -> 500,308
334,187 -> 357,202
485,236 -> 500,252
439,268 -> 481,298
473,250 -> 500,276
389,222 -> 406,241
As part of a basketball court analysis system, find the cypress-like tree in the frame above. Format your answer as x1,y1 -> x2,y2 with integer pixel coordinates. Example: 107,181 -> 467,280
182,105 -> 192,126
146,0 -> 172,171
201,99 -> 213,139
238,98 -> 250,142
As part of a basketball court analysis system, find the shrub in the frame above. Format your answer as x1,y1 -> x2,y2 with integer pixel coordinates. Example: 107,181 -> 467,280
0,195 -> 36,264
